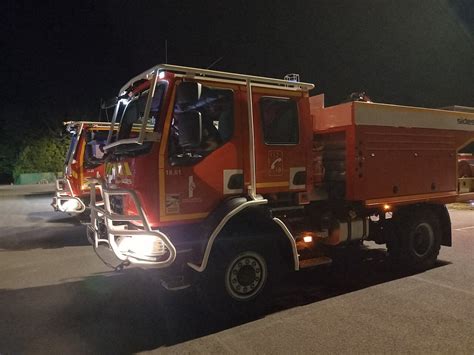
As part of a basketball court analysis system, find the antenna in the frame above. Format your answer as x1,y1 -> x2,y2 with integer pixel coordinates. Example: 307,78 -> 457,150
207,56 -> 224,69
98,98 -> 104,122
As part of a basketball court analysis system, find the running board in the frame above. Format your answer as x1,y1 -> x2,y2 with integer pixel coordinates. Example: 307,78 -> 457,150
299,256 -> 332,269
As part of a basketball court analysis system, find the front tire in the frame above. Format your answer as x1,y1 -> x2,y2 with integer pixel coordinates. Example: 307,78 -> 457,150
224,250 -> 268,301
196,239 -> 283,316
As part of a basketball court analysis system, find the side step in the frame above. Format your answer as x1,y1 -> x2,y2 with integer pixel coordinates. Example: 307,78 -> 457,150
299,256 -> 332,269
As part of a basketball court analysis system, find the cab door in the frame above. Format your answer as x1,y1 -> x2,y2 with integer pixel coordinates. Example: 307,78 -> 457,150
159,80 -> 244,225
252,89 -> 310,195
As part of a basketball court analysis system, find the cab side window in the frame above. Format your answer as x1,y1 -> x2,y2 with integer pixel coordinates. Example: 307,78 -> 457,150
260,97 -> 299,144
84,131 -> 108,168
169,83 -> 234,165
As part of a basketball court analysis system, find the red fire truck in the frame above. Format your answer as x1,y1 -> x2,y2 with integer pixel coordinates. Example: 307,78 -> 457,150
52,121 -> 112,215
87,65 -> 474,306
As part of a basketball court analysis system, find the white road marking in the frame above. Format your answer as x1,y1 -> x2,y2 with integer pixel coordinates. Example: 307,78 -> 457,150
454,226 -> 474,231
412,276 -> 474,296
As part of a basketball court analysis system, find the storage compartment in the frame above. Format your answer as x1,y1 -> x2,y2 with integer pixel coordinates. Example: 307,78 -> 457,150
353,125 -> 458,200
313,131 -> 347,200
311,99 -> 474,205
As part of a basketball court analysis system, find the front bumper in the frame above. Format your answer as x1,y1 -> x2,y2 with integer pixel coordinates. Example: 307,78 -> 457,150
87,179 -> 176,267
51,178 -> 86,213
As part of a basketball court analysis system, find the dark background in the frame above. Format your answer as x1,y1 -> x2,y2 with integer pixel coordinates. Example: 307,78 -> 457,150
0,0 -> 473,181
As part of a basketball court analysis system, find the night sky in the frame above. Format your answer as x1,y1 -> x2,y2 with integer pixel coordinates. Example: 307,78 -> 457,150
2,0 -> 474,124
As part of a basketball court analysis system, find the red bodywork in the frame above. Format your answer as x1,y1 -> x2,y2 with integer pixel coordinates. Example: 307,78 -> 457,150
107,75 -> 474,232
107,74 -> 312,229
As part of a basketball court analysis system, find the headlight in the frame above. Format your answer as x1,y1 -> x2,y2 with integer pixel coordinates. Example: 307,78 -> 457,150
62,199 -> 82,212
116,235 -> 167,257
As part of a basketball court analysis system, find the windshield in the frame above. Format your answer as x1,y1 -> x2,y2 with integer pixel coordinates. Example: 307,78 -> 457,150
84,130 -> 109,169
117,82 -> 167,141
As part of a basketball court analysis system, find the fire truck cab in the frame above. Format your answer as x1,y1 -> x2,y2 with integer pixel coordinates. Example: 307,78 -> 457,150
52,121 -> 112,214
88,64 -> 474,305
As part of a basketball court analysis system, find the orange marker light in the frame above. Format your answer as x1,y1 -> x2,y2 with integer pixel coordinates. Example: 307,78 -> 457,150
383,204 -> 391,211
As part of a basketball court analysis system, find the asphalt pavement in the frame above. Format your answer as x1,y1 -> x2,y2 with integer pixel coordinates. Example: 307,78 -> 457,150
0,185 -> 473,354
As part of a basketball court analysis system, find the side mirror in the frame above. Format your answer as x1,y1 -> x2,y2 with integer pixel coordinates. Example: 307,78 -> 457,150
176,111 -> 202,148
176,82 -> 201,105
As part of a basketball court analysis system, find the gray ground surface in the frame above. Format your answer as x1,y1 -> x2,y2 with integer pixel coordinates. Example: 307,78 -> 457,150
0,185 -> 473,354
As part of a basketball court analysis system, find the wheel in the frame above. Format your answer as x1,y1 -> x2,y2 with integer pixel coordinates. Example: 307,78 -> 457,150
387,208 -> 441,271
86,225 -> 95,245
224,250 -> 268,301
196,239 -> 284,316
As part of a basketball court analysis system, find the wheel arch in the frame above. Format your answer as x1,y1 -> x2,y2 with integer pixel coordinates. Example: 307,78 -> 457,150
187,197 -> 298,272
220,205 -> 299,271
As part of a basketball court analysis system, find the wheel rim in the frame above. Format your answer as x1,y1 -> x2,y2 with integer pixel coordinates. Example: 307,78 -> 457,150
225,251 -> 267,301
412,222 -> 434,257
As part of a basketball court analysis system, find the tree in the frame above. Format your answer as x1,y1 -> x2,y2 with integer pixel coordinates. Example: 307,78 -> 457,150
12,135 -> 70,180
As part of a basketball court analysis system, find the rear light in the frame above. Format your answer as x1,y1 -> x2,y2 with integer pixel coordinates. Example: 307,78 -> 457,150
303,235 -> 313,243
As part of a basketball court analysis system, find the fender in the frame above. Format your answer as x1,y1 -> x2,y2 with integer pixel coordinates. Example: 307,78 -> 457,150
187,197 -> 299,272
273,217 -> 300,271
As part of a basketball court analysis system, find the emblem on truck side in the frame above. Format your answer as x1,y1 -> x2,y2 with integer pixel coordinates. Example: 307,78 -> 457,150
165,194 -> 180,214
268,150 -> 283,176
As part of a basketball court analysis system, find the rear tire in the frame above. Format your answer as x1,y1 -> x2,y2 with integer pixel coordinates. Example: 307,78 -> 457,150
387,207 -> 441,271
